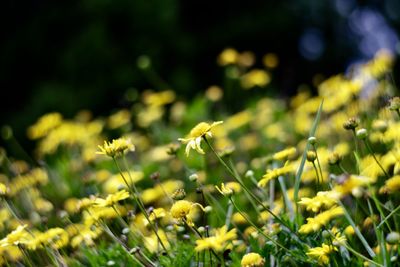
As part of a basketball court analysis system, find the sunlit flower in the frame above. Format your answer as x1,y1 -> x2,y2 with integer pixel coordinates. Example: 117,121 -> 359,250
170,200 -> 203,220
178,121 -> 223,156
299,206 -> 344,234
0,225 -> 28,247
215,183 -> 233,197
95,190 -> 130,207
241,252 -> 265,267
307,243 -> 337,266
97,138 -> 135,158
258,164 -> 294,187
195,225 -> 237,252
298,191 -> 341,213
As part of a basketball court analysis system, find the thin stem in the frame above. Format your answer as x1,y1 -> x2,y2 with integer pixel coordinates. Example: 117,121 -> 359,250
100,221 -> 147,267
363,140 -> 390,179
377,205 -> 400,229
352,130 -> 361,174
313,145 -> 324,183
312,162 -> 321,191
229,197 -> 294,257
113,157 -> 169,254
204,137 -> 293,232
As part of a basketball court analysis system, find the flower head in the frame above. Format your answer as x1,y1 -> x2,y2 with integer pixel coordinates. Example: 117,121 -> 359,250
178,121 -> 223,157
241,252 -> 265,267
97,138 -> 135,158
95,190 -> 130,207
306,243 -> 337,266
195,225 -> 237,252
170,200 -> 204,222
215,183 -> 234,197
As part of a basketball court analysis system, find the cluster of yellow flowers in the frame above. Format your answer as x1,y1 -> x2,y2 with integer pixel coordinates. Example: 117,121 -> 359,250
0,48 -> 399,266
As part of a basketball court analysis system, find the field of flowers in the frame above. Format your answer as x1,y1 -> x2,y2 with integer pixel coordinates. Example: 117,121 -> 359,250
0,49 -> 399,266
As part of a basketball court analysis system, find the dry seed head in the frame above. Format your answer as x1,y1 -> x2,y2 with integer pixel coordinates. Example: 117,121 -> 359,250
343,117 -> 359,130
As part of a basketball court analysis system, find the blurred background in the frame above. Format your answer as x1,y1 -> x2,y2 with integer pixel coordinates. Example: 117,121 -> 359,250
1,0 -> 400,145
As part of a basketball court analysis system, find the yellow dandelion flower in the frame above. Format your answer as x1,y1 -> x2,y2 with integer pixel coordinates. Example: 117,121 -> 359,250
95,190 -> 130,207
170,200 -> 203,220
0,225 -> 28,247
298,191 -> 341,213
195,225 -> 237,252
0,183 -> 8,196
299,206 -> 344,234
241,252 -> 265,267
27,112 -> 63,139
215,183 -> 234,197
178,121 -> 223,157
97,138 -> 135,158
306,243 -> 337,266
107,109 -> 131,129
272,147 -> 297,161
258,164 -> 294,187
379,175 -> 400,194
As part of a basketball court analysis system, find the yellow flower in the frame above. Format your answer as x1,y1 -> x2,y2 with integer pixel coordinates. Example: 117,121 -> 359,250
379,175 -> 400,194
0,183 -> 8,196
107,109 -> 131,129
215,183 -> 234,196
95,190 -> 130,207
195,225 -> 237,252
178,121 -> 223,156
298,191 -> 341,213
306,243 -> 337,266
170,200 -> 200,220
241,252 -> 265,267
0,225 -> 28,247
258,164 -> 294,187
27,112 -> 63,139
97,138 -> 135,158
299,206 -> 344,234
272,147 -> 297,161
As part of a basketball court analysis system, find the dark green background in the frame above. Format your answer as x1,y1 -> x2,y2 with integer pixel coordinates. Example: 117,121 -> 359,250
1,0 -> 399,145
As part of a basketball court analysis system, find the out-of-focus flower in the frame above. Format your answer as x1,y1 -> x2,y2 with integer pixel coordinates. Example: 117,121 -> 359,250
306,243 -> 337,266
95,190 -> 130,207
195,225 -> 237,252
241,252 -> 265,267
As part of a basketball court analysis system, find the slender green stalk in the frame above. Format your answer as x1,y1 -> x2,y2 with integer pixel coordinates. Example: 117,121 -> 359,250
204,137 -> 293,232
363,140 -> 390,179
312,145 -> 324,183
113,157 -> 169,254
229,196 -> 296,258
294,100 -> 324,225
377,205 -> 400,229
342,243 -> 383,267
336,198 -> 376,258
100,221 -> 147,267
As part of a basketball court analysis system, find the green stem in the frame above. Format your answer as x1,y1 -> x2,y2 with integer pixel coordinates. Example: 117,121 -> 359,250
113,157 -> 169,254
364,140 -> 390,179
204,137 -> 293,232
229,197 -> 295,257
377,205 -> 400,229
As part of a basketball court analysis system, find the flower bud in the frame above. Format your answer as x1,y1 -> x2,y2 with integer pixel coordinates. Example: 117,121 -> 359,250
356,128 -> 368,140
308,136 -> 317,145
306,151 -> 316,162
386,232 -> 400,244
189,173 -> 198,182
